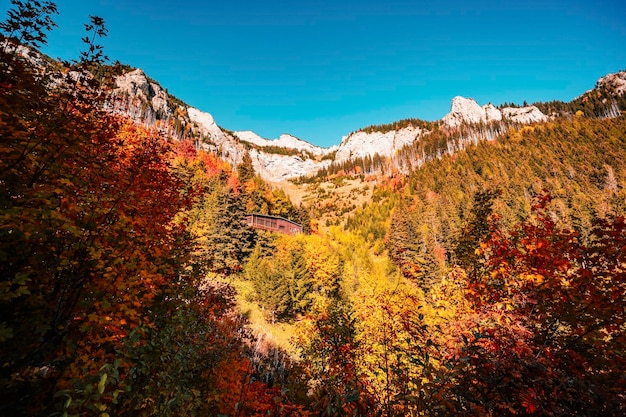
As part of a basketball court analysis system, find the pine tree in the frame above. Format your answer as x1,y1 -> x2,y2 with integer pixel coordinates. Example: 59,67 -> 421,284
387,198 -> 423,280
271,188 -> 296,219
191,185 -> 256,276
286,245 -> 313,315
237,150 -> 255,184
453,188 -> 500,279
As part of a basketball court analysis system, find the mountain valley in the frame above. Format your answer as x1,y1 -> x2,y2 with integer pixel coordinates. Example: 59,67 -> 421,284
2,3 -> 626,415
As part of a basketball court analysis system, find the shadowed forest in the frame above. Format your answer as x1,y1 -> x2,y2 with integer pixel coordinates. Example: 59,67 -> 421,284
1,2 -> 625,416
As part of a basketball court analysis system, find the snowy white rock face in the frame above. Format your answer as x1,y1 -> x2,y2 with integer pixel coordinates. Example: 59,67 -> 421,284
234,131 -> 334,156
596,71 -> 626,96
442,96 -> 546,128
187,107 -> 247,166
483,103 -> 503,122
335,126 -> 424,163
187,107 -> 225,143
188,110 -> 330,181
114,69 -> 171,118
251,150 -> 331,183
501,106 -> 547,124
442,96 -> 488,127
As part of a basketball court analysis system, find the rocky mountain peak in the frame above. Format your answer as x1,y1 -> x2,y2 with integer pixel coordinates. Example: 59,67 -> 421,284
596,70 -> 626,96
107,64 -> 621,182
113,68 -> 172,120
335,125 -> 425,163
442,96 -> 546,128
442,96 -> 497,127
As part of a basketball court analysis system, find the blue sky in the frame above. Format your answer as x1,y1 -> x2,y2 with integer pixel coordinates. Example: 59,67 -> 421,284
2,0 -> 625,147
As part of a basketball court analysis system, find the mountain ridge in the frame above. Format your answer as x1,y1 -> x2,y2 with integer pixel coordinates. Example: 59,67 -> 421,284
8,43 -> 625,182
105,65 -> 626,181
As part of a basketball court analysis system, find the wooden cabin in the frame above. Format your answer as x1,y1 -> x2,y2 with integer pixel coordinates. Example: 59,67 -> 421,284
245,213 -> 303,235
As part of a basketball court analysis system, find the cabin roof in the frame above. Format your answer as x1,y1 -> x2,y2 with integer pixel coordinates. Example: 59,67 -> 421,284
246,213 -> 302,227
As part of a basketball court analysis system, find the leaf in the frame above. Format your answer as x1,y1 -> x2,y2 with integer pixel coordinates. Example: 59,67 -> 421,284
97,373 -> 107,394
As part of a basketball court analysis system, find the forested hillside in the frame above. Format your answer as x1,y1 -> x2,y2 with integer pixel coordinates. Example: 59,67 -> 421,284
383,117 -> 626,286
1,2 -> 625,416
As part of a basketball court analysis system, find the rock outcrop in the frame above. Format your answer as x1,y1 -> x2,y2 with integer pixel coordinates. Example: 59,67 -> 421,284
442,96 -> 546,128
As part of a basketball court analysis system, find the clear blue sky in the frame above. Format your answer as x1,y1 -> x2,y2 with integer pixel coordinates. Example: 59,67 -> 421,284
2,0 -> 625,147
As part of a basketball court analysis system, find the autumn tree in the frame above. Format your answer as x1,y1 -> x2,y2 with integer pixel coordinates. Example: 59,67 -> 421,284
187,183 -> 256,276
444,194 -> 626,416
0,4 -> 285,416
387,195 -> 444,289
0,0 -> 57,49
352,286 -> 443,417
297,300 -> 374,416
387,197 -> 422,280
237,149 -> 256,184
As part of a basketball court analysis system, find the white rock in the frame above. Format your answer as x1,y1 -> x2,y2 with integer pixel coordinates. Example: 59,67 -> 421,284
596,71 -> 626,96
234,131 -> 334,156
442,96 -> 486,127
442,96 -> 546,128
483,103 -> 503,122
187,107 -> 222,140
114,69 -> 171,118
335,126 -> 424,163
501,106 -> 547,124
251,149 -> 331,182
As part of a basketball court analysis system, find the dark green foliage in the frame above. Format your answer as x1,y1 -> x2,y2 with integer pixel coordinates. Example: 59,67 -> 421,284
313,153 -> 391,179
113,284 -> 249,416
237,150 -> 255,184
239,140 -> 313,158
453,188 -> 500,278
271,188 -> 297,219
387,198 -> 421,272
355,118 -> 433,135
293,203 -> 312,234
386,117 -> 626,291
286,248 -> 314,314
386,196 -> 445,290
247,253 -> 293,320
246,240 -> 313,321
193,185 -> 257,276
320,149 -> 338,161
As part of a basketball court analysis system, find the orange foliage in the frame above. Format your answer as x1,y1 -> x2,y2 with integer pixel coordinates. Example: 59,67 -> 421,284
175,138 -> 198,160
198,149 -> 232,179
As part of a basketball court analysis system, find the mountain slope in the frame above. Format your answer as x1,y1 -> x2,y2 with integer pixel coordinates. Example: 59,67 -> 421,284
8,43 -> 625,183
109,65 -> 626,182
111,69 -> 334,182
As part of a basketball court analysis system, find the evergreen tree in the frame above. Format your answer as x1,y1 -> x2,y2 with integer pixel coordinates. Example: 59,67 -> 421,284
190,184 -> 256,276
248,253 -> 293,321
246,238 -> 313,321
237,150 -> 255,184
387,197 -> 434,288
294,203 -> 312,234
285,245 -> 313,315
271,188 -> 296,219
453,188 -> 500,279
